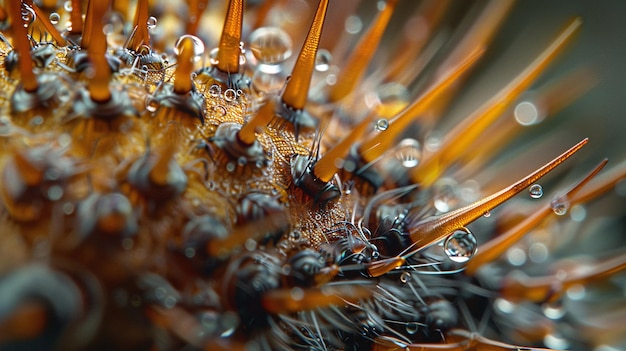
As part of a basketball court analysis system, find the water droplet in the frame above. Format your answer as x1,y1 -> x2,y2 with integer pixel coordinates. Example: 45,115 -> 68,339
315,49 -> 332,72
443,227 -> 477,263
375,118 -> 389,131
208,84 -> 221,97
395,138 -> 421,168
146,98 -> 160,112
290,287 -> 304,301
433,178 -> 458,213
251,69 -> 286,99
226,162 -> 236,172
223,89 -> 237,102
506,247 -> 526,266
208,47 -> 219,66
542,301 -> 566,319
528,242 -> 549,263
21,5 -> 35,26
543,333 -> 569,350
174,35 -> 205,58
49,13 -> 60,25
400,271 -> 412,283
212,105 -> 226,117
405,322 -> 419,334
47,185 -> 64,201
529,184 -> 543,199
62,202 -> 75,215
249,27 -> 293,65
30,116 -> 44,126
551,196 -> 570,216
147,16 -> 157,30
494,298 -> 516,314
64,1 -> 73,12
345,15 -> 362,34
483,211 -> 491,218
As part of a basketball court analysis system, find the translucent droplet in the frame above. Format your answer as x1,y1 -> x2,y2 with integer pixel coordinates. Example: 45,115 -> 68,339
542,301 -> 566,319
529,184 -> 543,199
226,162 -> 236,172
64,1 -> 73,12
399,271 -> 412,283
506,247 -> 526,266
212,105 -> 227,117
174,35 -> 205,58
146,16 -> 157,30
47,185 -> 64,201
367,82 -> 409,117
528,242 -> 549,263
375,118 -> 389,131
21,5 -> 35,26
290,287 -> 304,301
223,89 -> 237,102
483,211 -> 491,218
315,49 -> 332,72
395,138 -> 421,168
405,322 -> 419,335
49,13 -> 60,25
345,15 -> 362,34
208,47 -> 219,66
443,228 -> 477,263
146,98 -> 160,112
252,68 -> 286,100
208,84 -> 221,97
494,298 -> 516,314
249,27 -> 293,65
551,196 -> 570,216
433,178 -> 458,213
543,333 -> 569,350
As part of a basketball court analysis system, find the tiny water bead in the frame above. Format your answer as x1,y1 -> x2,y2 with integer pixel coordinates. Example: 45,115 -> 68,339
49,13 -> 60,25
315,49 -> 332,72
529,183 -> 543,198
551,196 -> 570,216
147,16 -> 158,30
375,118 -> 389,131
248,27 -> 293,65
443,228 -> 478,263
174,35 -> 205,58
394,138 -> 422,168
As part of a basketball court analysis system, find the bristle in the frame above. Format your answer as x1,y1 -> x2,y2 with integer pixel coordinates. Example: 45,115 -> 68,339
237,99 -> 276,146
0,302 -> 48,341
280,0 -> 329,110
185,0 -> 209,34
126,0 -> 150,51
68,0 -> 83,35
501,253 -> 626,303
458,68 -> 597,181
26,1 -> 67,46
411,18 -> 582,187
406,138 -> 588,252
358,48 -> 483,163
174,36 -> 196,94
436,0 -> 514,74
465,159 -> 608,275
206,211 -> 287,257
12,151 -> 43,186
252,0 -> 277,29
261,285 -> 372,314
86,0 -> 112,103
216,0 -> 244,74
313,112 -> 374,182
7,0 -> 39,92
327,0 -> 399,103
383,0 -> 450,84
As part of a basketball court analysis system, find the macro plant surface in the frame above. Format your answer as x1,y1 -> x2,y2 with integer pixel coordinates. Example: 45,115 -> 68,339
0,0 -> 625,351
